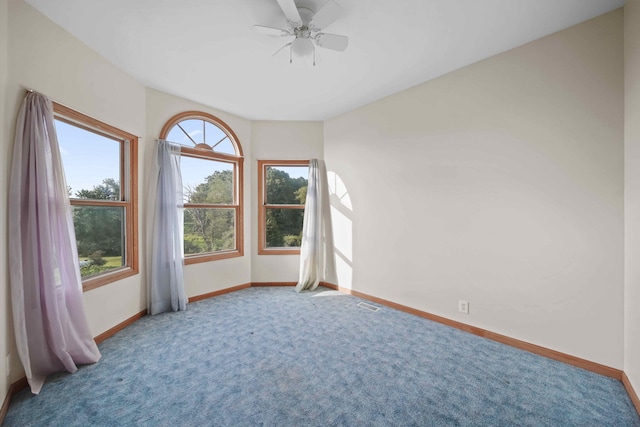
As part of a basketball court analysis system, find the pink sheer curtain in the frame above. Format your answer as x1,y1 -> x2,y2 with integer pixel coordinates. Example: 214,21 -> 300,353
8,92 -> 101,394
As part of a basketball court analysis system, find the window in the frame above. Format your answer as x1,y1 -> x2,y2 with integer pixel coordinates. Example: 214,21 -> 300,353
258,160 -> 309,255
160,111 -> 244,264
53,103 -> 138,291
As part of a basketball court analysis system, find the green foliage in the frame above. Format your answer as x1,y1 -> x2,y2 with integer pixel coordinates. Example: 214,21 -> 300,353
72,167 -> 309,263
73,178 -> 123,258
80,264 -> 107,277
265,168 -> 307,204
75,178 -> 120,200
188,170 -> 233,204
283,234 -> 302,247
79,256 -> 122,278
295,186 -> 307,204
264,168 -> 308,248
88,250 -> 106,266
182,166 -> 307,252
184,170 -> 235,254
184,234 -> 206,254
265,209 -> 304,248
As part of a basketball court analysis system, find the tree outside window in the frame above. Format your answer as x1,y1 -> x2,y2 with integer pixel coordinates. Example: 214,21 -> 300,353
159,111 -> 244,264
54,103 -> 138,290
258,160 -> 309,255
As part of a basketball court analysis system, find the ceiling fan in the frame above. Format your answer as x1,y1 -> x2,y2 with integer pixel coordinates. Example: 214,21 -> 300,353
253,0 -> 348,65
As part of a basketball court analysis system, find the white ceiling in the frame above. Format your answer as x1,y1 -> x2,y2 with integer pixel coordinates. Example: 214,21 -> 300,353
26,0 -> 623,121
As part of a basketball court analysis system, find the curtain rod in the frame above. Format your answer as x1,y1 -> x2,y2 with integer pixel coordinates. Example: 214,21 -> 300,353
22,87 -> 141,138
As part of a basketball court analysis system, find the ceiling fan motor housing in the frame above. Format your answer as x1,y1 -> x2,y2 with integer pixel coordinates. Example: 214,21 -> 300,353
296,6 -> 315,26
294,26 -> 312,39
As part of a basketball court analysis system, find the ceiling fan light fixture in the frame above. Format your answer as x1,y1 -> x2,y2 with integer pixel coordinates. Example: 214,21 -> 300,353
291,37 -> 314,57
255,0 -> 347,64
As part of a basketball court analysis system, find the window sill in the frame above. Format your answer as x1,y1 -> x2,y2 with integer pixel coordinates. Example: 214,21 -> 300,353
258,248 -> 301,255
83,267 -> 138,292
184,250 -> 244,265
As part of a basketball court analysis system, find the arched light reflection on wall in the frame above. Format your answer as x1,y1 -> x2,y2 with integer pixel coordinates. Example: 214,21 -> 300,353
327,170 -> 353,288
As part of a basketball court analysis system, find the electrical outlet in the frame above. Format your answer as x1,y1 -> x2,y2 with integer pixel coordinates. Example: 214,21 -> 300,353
458,300 -> 469,314
6,354 -> 11,377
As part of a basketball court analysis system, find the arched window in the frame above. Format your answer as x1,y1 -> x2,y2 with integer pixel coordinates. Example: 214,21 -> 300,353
160,111 -> 244,264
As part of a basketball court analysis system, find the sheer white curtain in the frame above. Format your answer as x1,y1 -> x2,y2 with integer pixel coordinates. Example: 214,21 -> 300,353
148,140 -> 187,315
8,92 -> 101,394
296,159 -> 324,292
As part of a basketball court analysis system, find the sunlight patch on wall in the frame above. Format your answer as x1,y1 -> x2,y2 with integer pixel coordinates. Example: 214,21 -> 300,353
327,170 -> 353,288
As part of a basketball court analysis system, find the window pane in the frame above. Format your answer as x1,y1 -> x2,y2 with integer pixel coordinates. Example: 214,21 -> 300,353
166,126 -> 192,147
265,166 -> 308,205
55,120 -> 121,200
168,120 -> 237,154
73,205 -> 125,278
204,121 -> 233,153
213,138 -> 236,155
177,119 -> 204,144
265,208 -> 304,248
184,208 -> 235,255
182,157 -> 234,204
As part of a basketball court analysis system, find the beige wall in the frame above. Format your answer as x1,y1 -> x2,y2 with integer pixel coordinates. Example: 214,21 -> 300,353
625,0 -> 640,392
324,10 -> 624,368
250,121 -> 324,282
4,0 -> 147,384
145,88 -> 253,296
0,0 -> 10,401
0,0 -> 633,410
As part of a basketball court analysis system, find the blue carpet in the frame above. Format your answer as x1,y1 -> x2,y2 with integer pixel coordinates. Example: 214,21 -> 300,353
4,286 -> 639,426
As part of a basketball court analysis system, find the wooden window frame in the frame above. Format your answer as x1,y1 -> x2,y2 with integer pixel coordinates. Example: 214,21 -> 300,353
160,111 -> 244,264
53,102 -> 139,291
258,159 -> 309,255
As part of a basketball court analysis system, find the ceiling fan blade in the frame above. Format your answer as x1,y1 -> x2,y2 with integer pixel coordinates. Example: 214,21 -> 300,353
272,42 -> 293,57
310,0 -> 341,30
253,25 -> 290,36
314,33 -> 348,52
276,0 -> 302,25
